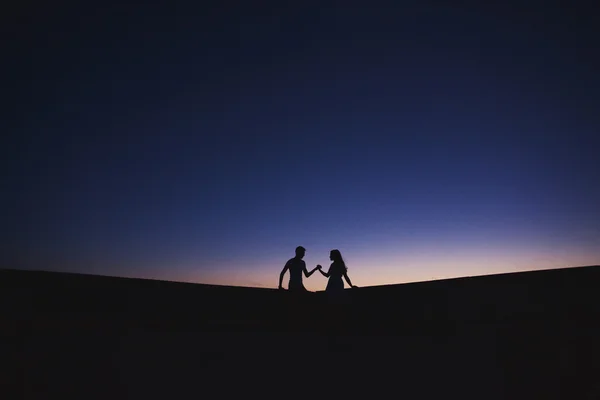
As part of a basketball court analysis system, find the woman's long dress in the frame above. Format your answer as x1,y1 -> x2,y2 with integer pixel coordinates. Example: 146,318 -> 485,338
325,262 -> 345,293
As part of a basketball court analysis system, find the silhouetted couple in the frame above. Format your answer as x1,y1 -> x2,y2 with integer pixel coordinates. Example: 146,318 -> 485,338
278,246 -> 357,292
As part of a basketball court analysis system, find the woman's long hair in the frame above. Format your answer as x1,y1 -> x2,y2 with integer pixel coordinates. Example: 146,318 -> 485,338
330,249 -> 348,273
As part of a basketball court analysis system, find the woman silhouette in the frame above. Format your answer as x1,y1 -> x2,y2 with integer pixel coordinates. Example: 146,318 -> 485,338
317,249 -> 357,292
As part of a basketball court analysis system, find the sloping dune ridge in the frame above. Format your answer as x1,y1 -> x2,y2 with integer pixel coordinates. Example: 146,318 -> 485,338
2,266 -> 599,399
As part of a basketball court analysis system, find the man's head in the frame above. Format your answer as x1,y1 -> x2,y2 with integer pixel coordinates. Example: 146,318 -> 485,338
295,246 -> 306,259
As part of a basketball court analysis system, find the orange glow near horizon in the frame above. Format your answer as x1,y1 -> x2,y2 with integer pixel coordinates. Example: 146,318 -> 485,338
17,242 -> 600,291
141,248 -> 600,291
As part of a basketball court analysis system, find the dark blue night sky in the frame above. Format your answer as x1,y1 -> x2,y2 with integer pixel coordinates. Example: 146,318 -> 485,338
4,1 -> 599,289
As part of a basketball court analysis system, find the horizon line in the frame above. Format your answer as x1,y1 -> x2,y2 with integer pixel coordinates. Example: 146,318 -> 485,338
2,264 -> 598,290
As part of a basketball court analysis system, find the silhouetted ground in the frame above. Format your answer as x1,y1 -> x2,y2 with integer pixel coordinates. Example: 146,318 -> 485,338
2,266 -> 599,399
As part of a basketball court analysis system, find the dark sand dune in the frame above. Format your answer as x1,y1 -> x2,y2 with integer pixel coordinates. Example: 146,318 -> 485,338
2,266 -> 599,399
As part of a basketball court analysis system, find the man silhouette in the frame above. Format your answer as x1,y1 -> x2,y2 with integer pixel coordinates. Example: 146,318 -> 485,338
278,246 -> 320,291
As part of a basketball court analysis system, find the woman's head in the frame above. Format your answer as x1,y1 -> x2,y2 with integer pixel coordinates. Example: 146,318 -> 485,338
329,249 -> 347,271
329,249 -> 342,262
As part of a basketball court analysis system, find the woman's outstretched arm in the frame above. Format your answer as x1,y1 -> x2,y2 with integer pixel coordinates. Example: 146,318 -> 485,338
343,272 -> 357,288
318,265 -> 330,278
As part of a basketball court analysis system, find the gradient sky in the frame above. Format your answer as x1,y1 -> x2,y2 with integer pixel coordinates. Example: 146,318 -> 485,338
3,1 -> 599,290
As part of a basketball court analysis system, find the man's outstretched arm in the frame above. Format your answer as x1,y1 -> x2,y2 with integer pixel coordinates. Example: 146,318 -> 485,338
303,265 -> 320,278
278,264 -> 289,289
